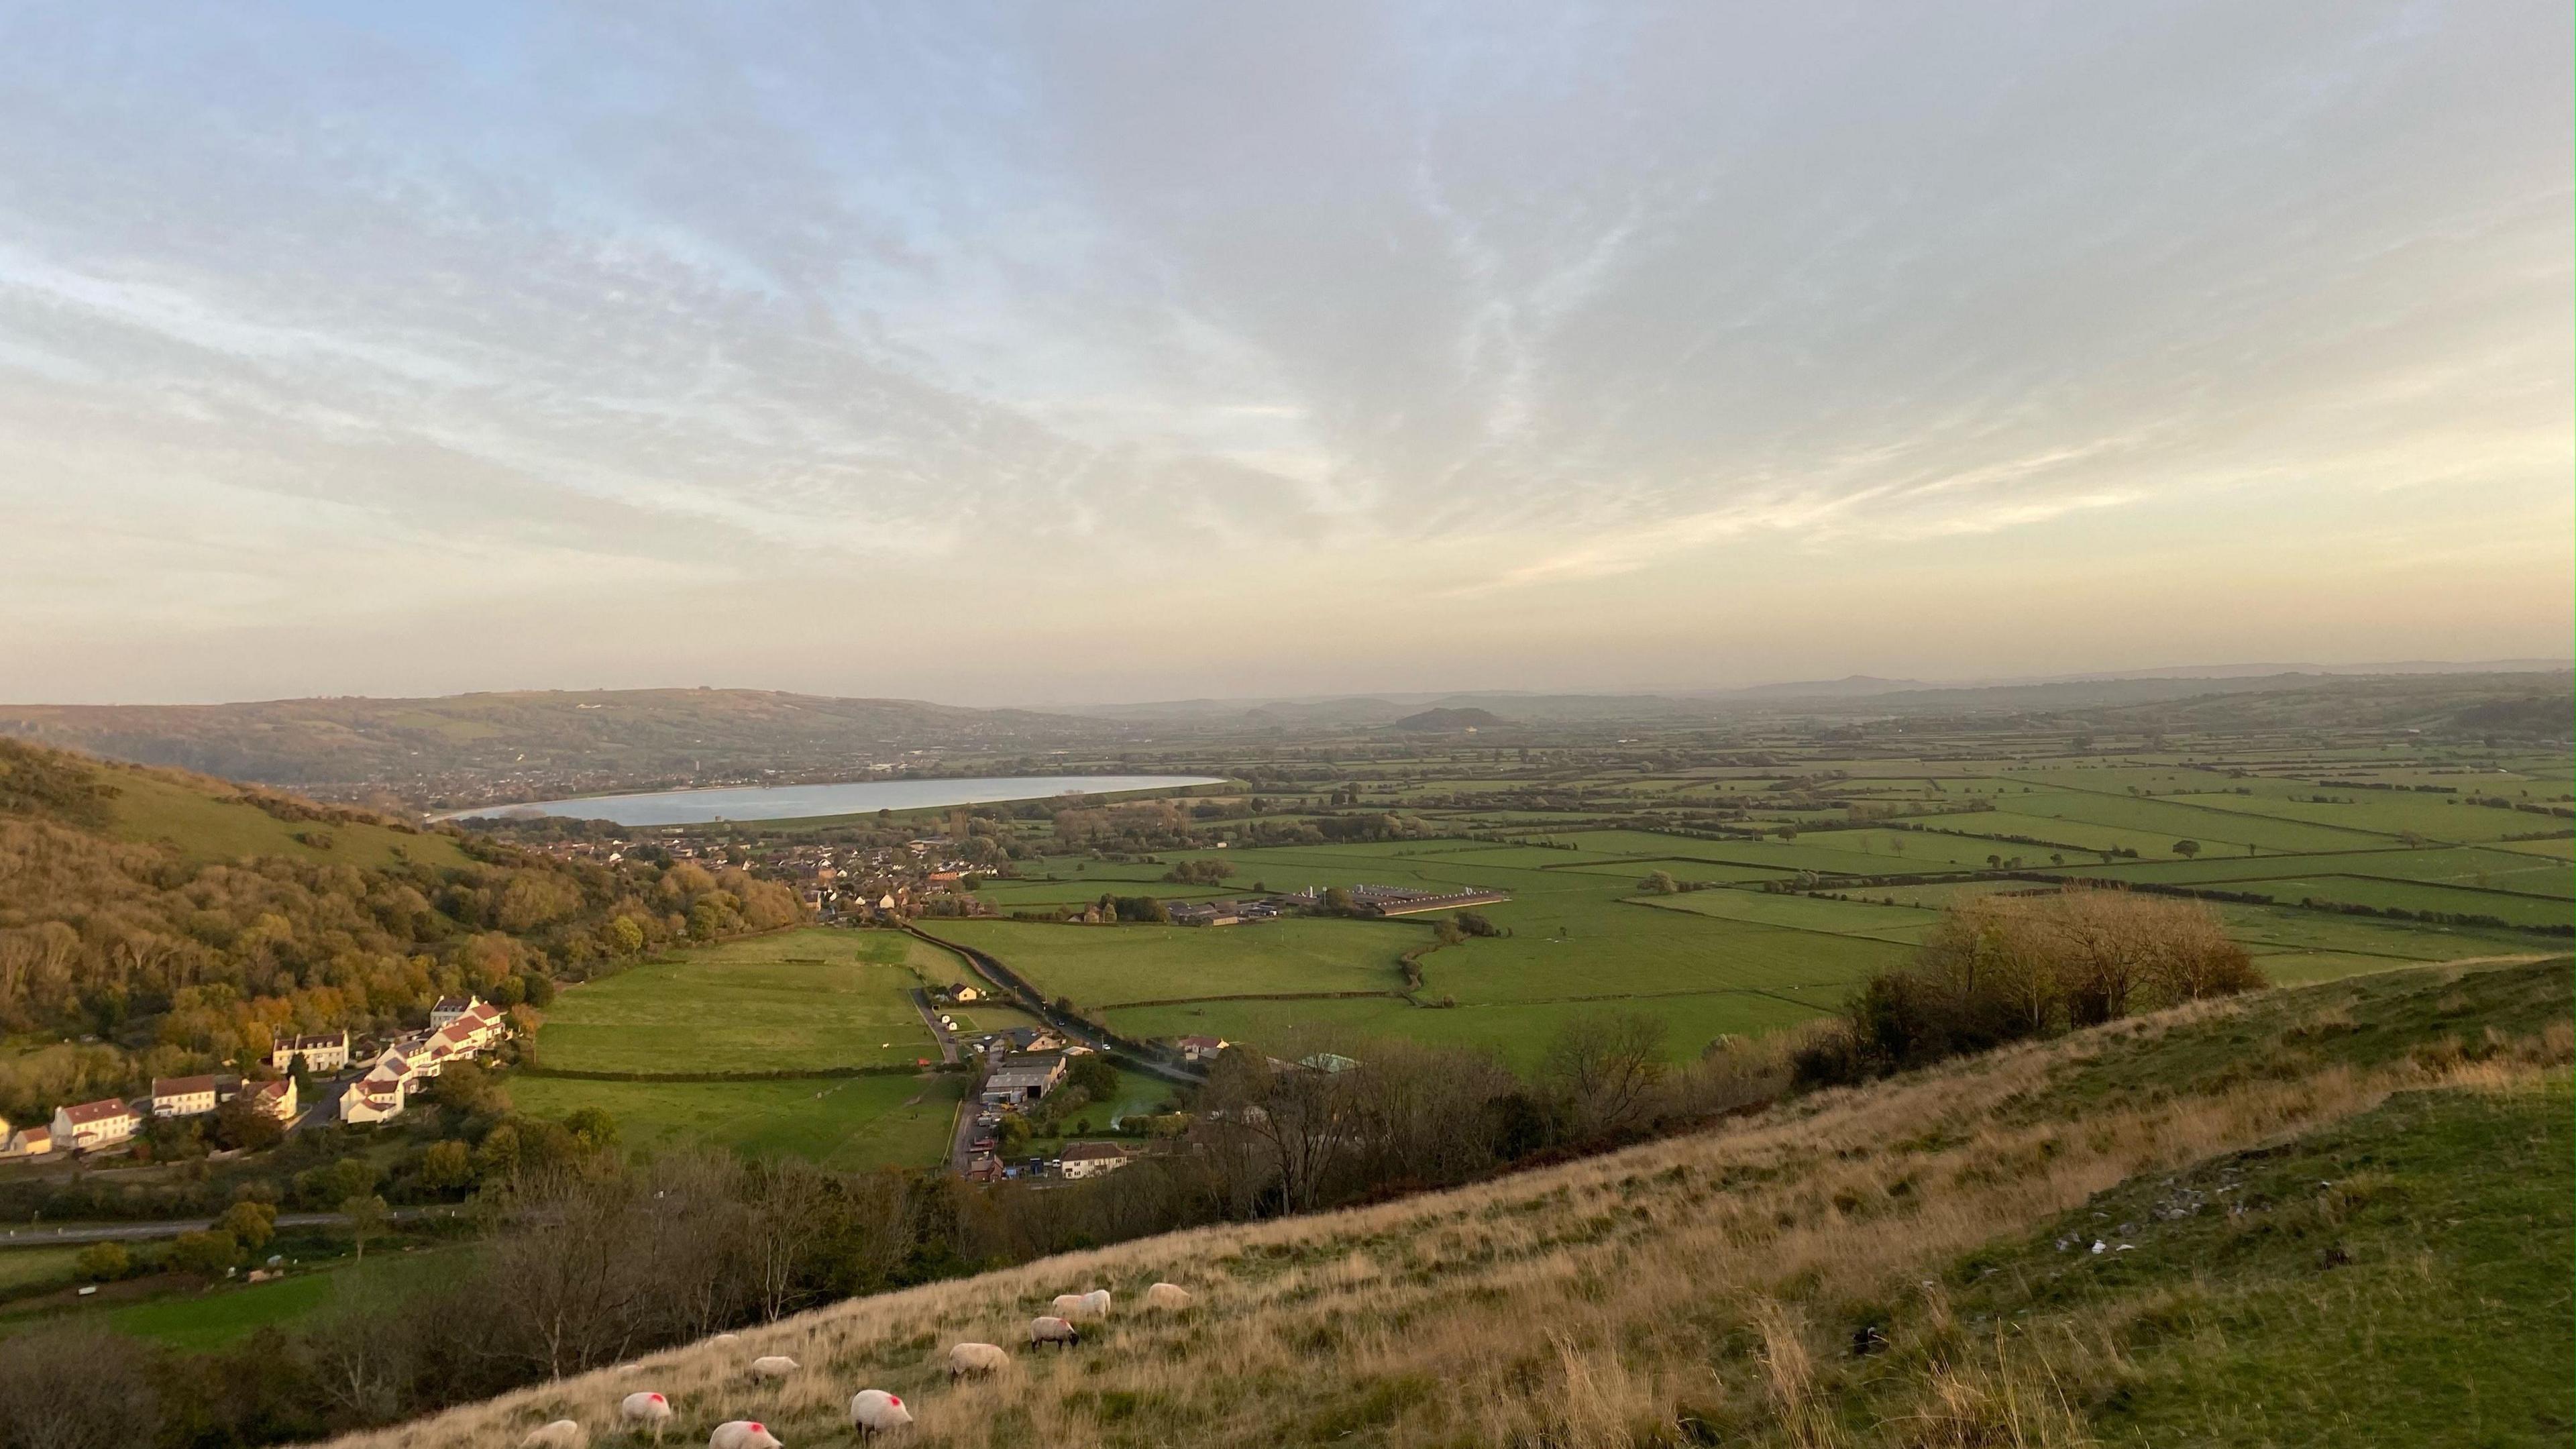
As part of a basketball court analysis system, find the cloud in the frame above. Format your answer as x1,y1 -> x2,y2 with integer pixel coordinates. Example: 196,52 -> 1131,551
0,0 -> 2565,700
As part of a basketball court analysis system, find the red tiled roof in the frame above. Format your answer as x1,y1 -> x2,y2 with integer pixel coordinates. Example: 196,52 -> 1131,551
152,1075 -> 218,1098
60,1098 -> 131,1124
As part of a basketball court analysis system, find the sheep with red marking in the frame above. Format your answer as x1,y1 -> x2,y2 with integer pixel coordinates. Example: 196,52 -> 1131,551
708,1422 -> 782,1449
849,1389 -> 914,1439
619,1391 -> 674,1441
1028,1316 -> 1080,1348
947,1342 -> 1010,1381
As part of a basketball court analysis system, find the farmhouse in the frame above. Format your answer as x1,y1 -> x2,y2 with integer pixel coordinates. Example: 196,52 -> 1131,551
241,1077 -> 298,1122
1177,1034 -> 1230,1062
981,1052 -> 1067,1106
51,1097 -> 138,1150
270,1030 -> 351,1073
1058,1140 -> 1136,1180
340,1071 -> 407,1124
150,1075 -> 220,1118
3,1124 -> 51,1158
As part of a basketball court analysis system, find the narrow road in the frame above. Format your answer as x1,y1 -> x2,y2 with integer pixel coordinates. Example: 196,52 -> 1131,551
2,1205 -> 463,1246
906,926 -> 1203,1088
907,987 -> 961,1065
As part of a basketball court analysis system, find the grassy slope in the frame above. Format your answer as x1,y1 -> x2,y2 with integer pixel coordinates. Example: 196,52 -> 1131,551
97,758 -> 468,870
322,958 -> 2573,1449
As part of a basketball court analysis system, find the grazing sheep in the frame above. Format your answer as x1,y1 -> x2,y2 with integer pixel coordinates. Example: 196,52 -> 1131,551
1143,1282 -> 1193,1310
747,1356 -> 800,1380
708,1422 -> 782,1449
946,1342 -> 1010,1381
848,1390 -> 914,1439
521,1421 -> 586,1449
708,1334 -> 741,1346
619,1392 -> 674,1441
1028,1316 -> 1080,1348
1081,1289 -> 1113,1318
1049,1293 -> 1089,1320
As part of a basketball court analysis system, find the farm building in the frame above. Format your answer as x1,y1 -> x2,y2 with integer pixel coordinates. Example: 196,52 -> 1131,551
51,1097 -> 138,1150
1058,1140 -> 1136,1179
150,1075 -> 220,1118
3,1124 -> 51,1158
1177,1034 -> 1230,1062
981,1053 -> 1067,1106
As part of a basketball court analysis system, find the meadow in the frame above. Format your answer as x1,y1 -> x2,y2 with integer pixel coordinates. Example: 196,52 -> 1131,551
534,928 -> 940,1073
513,928 -> 962,1171
508,1072 -> 965,1171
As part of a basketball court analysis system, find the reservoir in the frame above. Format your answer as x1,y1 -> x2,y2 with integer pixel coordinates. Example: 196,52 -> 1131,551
443,773 -> 1226,826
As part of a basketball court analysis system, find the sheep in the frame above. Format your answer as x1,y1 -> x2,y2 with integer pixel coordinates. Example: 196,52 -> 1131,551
747,1356 -> 800,1380
1081,1288 -> 1113,1318
619,1391 -> 674,1441
946,1342 -> 1010,1381
1049,1293 -> 1090,1320
848,1389 -> 914,1439
708,1333 -> 741,1347
708,1422 -> 782,1449
1028,1315 -> 1080,1348
521,1421 -> 586,1449
1143,1282 -> 1193,1310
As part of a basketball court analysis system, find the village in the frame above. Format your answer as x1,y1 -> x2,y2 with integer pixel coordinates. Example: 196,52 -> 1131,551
0,996 -> 513,1164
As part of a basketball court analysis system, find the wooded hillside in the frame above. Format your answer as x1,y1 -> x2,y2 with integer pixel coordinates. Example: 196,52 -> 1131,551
0,739 -> 802,1120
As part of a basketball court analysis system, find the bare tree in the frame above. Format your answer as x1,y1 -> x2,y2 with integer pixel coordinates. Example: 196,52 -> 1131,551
1542,1013 -> 1668,1140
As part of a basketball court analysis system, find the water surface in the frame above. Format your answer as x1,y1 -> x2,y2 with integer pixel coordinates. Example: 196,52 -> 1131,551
445,773 -> 1225,826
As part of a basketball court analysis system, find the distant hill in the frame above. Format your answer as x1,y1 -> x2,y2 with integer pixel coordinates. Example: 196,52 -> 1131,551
1391,706 -> 1510,732
0,688 -> 1114,798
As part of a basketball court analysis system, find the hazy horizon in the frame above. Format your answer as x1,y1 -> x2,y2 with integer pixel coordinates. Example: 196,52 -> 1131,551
5,3 -> 2569,705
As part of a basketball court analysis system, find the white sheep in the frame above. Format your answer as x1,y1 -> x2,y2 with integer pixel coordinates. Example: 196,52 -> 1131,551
708,1422 -> 782,1449
946,1342 -> 1010,1381
747,1356 -> 800,1380
1049,1293 -> 1090,1320
521,1421 -> 586,1449
1081,1288 -> 1113,1318
708,1333 -> 741,1346
1028,1315 -> 1080,1348
1143,1282 -> 1193,1310
848,1389 -> 914,1439
619,1392 -> 674,1441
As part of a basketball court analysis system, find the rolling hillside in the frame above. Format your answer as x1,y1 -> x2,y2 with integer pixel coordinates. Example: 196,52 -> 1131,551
0,689 -> 1114,798
319,956 -> 2570,1449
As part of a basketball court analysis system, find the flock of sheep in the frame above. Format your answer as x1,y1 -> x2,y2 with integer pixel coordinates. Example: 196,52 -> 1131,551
515,1283 -> 1194,1447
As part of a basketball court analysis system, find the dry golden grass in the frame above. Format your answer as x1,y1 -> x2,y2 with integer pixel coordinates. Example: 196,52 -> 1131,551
319,970 -> 2570,1449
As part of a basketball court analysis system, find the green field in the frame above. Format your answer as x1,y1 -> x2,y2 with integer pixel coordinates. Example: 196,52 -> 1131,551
509,1071 -> 965,1171
926,916 -> 1416,1006
535,928 -> 939,1073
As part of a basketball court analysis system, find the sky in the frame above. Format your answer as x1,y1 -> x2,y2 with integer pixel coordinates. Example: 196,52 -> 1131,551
1,1 -> 2569,706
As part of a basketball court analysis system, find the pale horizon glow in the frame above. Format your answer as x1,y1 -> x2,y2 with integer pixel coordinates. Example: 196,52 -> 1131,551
1,3 -> 2569,707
